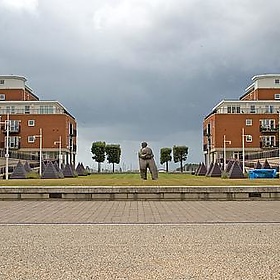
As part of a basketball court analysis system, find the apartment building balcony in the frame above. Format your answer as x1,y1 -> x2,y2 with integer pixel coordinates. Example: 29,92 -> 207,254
259,125 -> 278,133
1,141 -> 21,150
260,141 -> 279,149
70,129 -> 77,137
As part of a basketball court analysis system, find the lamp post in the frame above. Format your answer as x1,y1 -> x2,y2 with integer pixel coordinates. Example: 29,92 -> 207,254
242,128 -> 251,174
54,136 -> 62,169
223,135 -> 231,171
1,114 -> 11,180
33,128 -> 43,176
205,132 -> 211,169
278,111 -> 280,174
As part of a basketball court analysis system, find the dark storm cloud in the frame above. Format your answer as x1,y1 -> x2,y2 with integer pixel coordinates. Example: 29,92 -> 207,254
1,0 -> 280,167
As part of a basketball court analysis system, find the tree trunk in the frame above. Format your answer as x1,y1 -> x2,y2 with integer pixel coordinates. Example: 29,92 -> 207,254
180,160 -> 183,172
165,161 -> 169,173
98,162 -> 101,173
112,163 -> 115,173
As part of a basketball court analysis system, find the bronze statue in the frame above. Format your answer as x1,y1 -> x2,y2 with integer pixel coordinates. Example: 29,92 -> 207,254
138,142 -> 158,180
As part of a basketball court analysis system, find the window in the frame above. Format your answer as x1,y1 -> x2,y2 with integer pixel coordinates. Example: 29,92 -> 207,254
233,151 -> 243,160
69,123 -> 74,136
227,106 -> 240,114
39,105 -> 54,114
28,136 -> 35,143
28,120 -> 35,127
0,80 -> 4,85
246,119 -> 252,126
9,120 -> 20,132
0,94 -> 5,100
250,105 -> 256,113
25,105 -> 30,114
275,94 -> 280,100
260,119 -> 275,129
261,136 -> 276,147
246,135 -> 253,142
275,79 -> 280,84
6,106 -> 15,114
265,105 -> 274,113
5,136 -> 20,149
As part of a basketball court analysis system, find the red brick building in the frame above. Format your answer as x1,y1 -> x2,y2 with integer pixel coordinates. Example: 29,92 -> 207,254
0,75 -> 77,165
203,74 -> 280,168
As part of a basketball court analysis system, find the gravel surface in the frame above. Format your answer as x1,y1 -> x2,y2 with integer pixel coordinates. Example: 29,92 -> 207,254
0,224 -> 279,279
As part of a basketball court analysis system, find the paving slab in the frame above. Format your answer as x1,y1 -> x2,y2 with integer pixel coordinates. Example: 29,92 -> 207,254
0,201 -> 279,279
0,200 -> 279,224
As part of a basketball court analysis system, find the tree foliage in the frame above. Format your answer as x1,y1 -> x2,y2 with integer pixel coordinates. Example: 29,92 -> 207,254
173,145 -> 188,172
105,144 -> 121,173
91,141 -> 106,172
160,147 -> 172,172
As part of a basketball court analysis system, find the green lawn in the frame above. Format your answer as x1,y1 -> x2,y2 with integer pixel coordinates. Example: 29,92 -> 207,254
0,173 -> 279,186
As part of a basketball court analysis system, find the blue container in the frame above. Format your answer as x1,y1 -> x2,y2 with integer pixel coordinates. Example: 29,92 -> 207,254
248,169 -> 277,179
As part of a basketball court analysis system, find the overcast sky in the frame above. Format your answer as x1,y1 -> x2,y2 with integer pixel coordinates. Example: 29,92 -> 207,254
1,0 -> 280,171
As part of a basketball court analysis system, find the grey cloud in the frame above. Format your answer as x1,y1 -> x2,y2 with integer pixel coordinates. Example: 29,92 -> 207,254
2,0 -> 280,168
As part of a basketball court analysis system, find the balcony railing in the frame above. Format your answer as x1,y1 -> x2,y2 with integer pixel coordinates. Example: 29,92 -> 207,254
260,141 -> 279,149
259,125 -> 278,133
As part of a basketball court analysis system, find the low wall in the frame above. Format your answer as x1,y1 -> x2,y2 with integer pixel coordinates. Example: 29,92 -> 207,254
0,186 -> 279,201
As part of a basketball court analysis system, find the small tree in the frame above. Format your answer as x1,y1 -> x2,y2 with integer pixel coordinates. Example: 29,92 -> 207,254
105,144 -> 121,173
91,141 -> 106,173
160,147 -> 172,172
173,145 -> 188,172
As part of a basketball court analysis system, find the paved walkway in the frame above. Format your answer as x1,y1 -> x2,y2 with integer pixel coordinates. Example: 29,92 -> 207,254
1,201 -> 279,279
0,200 -> 279,224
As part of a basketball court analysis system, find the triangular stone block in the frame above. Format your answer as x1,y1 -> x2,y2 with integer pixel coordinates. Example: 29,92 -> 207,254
255,160 -> 262,169
226,160 -> 234,173
63,163 -> 76,177
54,161 -> 64,177
228,161 -> 244,179
262,159 -> 271,169
42,162 -> 64,179
24,161 -> 32,173
207,162 -> 221,177
206,162 -> 213,176
41,161 -> 46,173
196,162 -> 207,176
76,162 -> 87,176
10,161 -> 27,179
195,163 -> 201,175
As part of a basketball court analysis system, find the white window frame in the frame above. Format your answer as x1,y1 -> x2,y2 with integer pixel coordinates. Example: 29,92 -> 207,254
5,136 -> 20,149
0,94 -> 5,100
233,151 -> 243,160
246,119 -> 252,126
25,105 -> 30,114
246,135 -> 253,142
260,119 -> 275,129
227,105 -> 240,114
265,105 -> 274,113
6,106 -> 15,114
274,94 -> 280,100
261,136 -> 276,147
250,105 -> 256,113
9,120 -> 20,132
0,80 -> 4,85
28,136 -> 35,143
39,105 -> 54,114
28,120 -> 35,127
275,79 -> 279,84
